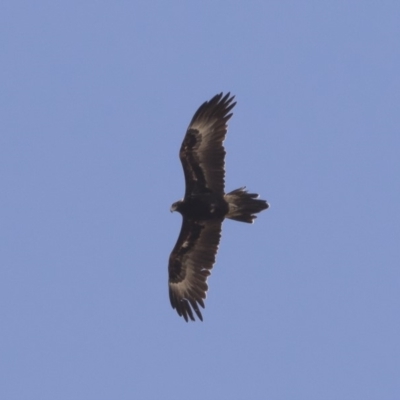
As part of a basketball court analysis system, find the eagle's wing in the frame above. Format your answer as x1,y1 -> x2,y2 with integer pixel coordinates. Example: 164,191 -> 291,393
180,93 -> 236,196
168,217 -> 222,322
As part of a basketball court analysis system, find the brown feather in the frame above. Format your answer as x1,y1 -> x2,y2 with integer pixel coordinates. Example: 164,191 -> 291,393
168,219 -> 222,322
179,93 -> 236,196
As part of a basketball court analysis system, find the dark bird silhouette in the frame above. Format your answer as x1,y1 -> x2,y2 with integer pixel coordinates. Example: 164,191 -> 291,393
169,93 -> 269,321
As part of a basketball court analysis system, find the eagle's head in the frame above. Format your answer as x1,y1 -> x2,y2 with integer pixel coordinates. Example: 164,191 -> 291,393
170,200 -> 184,213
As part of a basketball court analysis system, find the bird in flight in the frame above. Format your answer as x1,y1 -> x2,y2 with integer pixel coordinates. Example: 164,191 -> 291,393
169,93 -> 269,321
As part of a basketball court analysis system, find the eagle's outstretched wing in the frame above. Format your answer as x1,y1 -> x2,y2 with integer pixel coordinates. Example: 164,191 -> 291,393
179,92 -> 236,197
168,218 -> 222,321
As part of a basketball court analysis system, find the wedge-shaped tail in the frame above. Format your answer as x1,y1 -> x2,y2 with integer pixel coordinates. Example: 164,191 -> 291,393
225,187 -> 269,223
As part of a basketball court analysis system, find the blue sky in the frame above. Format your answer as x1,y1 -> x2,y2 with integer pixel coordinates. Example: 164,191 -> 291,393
1,1 -> 399,399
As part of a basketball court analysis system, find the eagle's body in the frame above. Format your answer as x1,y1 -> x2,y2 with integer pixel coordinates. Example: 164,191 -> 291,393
171,193 -> 229,220
169,93 -> 269,322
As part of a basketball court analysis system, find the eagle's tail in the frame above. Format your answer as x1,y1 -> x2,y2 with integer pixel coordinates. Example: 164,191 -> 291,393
224,187 -> 269,223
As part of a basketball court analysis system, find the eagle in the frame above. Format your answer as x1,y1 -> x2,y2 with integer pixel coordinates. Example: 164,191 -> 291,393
169,93 -> 269,322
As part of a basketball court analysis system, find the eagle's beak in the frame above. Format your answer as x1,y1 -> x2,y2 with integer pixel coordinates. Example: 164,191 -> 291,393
170,201 -> 180,213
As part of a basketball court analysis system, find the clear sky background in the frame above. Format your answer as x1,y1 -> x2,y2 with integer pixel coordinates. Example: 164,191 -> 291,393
1,2 -> 399,399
